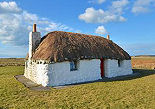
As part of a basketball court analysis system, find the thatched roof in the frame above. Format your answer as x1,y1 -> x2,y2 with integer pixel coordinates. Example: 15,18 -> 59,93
26,31 -> 131,62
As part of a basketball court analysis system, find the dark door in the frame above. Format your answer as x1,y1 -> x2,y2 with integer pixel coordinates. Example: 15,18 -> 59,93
100,58 -> 104,78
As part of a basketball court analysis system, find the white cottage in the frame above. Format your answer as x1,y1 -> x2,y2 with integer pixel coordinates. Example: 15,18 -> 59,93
24,24 -> 133,87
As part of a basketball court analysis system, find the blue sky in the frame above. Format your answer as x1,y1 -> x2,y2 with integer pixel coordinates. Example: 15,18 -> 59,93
0,0 -> 155,58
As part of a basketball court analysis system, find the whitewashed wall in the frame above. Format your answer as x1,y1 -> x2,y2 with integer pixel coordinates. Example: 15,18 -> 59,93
24,59 -> 133,87
104,59 -> 133,78
48,59 -> 101,86
36,64 -> 49,86
24,61 -> 50,86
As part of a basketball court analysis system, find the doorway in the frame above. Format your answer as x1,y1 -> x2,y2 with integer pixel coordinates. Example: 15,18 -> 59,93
100,58 -> 104,78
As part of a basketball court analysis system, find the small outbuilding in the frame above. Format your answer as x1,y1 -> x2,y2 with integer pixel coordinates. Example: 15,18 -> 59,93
24,24 -> 133,87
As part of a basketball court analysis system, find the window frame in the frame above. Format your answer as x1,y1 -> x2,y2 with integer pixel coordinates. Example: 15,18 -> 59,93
70,60 -> 79,71
118,60 -> 123,67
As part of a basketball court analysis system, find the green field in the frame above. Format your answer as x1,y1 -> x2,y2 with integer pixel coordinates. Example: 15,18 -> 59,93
0,58 -> 155,109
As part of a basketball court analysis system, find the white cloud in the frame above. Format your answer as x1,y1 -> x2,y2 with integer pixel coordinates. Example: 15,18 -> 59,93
79,7 -> 126,23
110,0 -> 129,14
0,1 -> 74,46
98,0 -> 106,4
88,0 -> 106,4
79,0 -> 129,23
132,0 -> 155,14
95,26 -> 107,35
119,42 -> 155,56
0,1 -> 21,13
132,7 -> 149,13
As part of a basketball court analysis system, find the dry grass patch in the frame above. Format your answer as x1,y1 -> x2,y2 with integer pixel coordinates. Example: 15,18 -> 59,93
132,57 -> 155,69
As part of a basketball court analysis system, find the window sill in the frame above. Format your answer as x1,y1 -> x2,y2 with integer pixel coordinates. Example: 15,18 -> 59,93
70,69 -> 78,71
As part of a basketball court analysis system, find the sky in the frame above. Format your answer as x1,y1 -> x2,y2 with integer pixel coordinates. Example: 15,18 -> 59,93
0,0 -> 155,58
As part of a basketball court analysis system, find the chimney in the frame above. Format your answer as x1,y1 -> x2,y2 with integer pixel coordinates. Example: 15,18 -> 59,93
107,35 -> 110,40
29,24 -> 41,60
33,24 -> 37,32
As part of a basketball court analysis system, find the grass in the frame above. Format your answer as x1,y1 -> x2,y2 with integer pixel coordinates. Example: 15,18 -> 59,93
0,57 -> 155,109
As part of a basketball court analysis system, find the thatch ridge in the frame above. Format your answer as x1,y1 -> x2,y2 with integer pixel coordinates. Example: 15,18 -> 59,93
27,31 -> 131,62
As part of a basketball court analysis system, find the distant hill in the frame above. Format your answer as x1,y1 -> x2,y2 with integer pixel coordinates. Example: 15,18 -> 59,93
134,55 -> 155,57
0,58 -> 24,67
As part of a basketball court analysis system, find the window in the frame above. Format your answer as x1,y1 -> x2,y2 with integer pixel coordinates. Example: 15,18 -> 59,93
25,62 -> 28,68
70,60 -> 78,71
118,60 -> 123,67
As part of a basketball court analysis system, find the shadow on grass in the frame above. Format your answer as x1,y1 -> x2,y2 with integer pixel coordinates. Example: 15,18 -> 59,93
55,69 -> 155,88
100,69 -> 155,82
